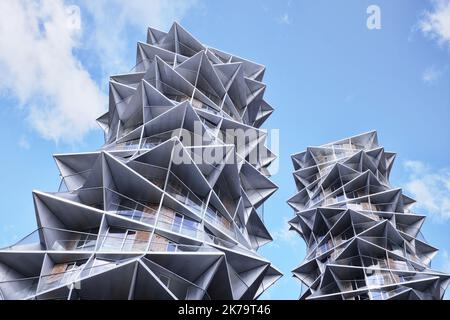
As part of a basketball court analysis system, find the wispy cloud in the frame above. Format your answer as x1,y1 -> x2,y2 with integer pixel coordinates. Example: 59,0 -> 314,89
344,93 -> 356,103
0,224 -> 19,248
80,0 -> 198,77
403,160 -> 450,221
0,0 -> 105,143
270,216 -> 301,248
277,13 -> 292,25
18,135 -> 31,150
441,250 -> 450,273
419,0 -> 450,48
422,65 -> 447,84
0,0 -> 197,143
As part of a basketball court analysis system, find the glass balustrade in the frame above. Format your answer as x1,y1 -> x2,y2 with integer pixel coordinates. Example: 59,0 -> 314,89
140,134 -> 168,149
1,255 -> 221,300
333,196 -> 406,215
37,260 -> 118,295
316,241 -> 333,255
48,235 -> 97,252
5,226 -> 220,254
58,169 -> 93,191
0,277 -> 39,300
202,232 -> 256,256
191,97 -> 221,115
109,138 -> 141,151
148,238 -> 212,253
156,208 -> 199,239
99,228 -> 150,252
157,80 -> 191,103
129,57 -> 154,73
315,276 -> 415,300
369,286 -> 408,300
54,186 -> 104,210
213,186 -> 236,217
358,236 -> 426,267
345,185 -> 386,200
311,281 -> 342,297
304,180 -> 394,210
204,206 -> 235,238
38,262 -> 85,293
0,229 -> 42,251
165,173 -> 205,215
143,257 -> 211,300
119,125 -> 139,139
104,188 -> 159,225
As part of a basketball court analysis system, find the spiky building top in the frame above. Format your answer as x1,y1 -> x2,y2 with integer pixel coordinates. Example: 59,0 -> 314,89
288,131 -> 449,300
0,22 -> 281,300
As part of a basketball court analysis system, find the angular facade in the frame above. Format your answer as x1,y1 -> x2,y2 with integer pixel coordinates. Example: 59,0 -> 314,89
288,131 -> 449,300
0,22 -> 281,300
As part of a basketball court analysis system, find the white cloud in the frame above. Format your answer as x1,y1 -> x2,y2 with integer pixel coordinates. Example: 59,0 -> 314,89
270,216 -> 301,247
0,0 -> 197,143
81,0 -> 198,77
0,0 -> 105,143
277,13 -> 292,25
403,160 -> 450,221
442,250 -> 450,273
419,0 -> 450,48
422,65 -> 447,83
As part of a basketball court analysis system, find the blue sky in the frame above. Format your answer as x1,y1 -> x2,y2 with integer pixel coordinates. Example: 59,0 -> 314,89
0,0 -> 450,300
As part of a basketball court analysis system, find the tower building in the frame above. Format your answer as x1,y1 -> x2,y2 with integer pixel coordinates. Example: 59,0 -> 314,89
288,131 -> 449,300
0,23 -> 281,300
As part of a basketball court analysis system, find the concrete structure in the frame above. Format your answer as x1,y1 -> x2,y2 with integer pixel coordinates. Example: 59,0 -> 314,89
0,22 -> 281,300
288,131 -> 449,300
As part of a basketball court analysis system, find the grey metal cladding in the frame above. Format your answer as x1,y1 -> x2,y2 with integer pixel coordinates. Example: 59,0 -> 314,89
0,22 -> 281,300
288,131 -> 450,300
